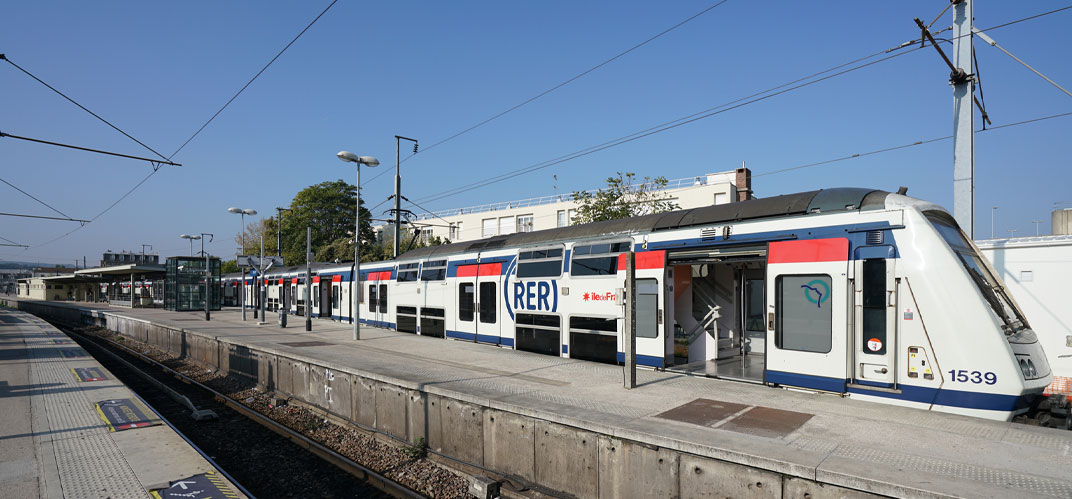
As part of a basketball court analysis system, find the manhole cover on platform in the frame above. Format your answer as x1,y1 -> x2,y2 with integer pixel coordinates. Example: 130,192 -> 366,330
72,367 -> 108,382
278,341 -> 334,347
720,406 -> 813,439
655,398 -> 749,427
150,472 -> 237,499
94,398 -> 160,432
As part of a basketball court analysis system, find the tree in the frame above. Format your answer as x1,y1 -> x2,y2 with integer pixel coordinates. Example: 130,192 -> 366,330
278,180 -> 374,265
571,172 -> 679,225
233,217 -> 279,257
221,259 -> 239,274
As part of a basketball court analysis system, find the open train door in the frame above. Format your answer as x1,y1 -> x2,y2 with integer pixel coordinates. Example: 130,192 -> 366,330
852,245 -> 898,387
765,238 -> 850,393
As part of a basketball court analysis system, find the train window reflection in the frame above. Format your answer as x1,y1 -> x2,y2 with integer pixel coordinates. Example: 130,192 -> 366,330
775,274 -> 832,353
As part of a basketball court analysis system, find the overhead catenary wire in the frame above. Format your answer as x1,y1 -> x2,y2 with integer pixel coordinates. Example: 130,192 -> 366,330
167,0 -> 339,159
416,46 -> 926,205
0,132 -> 181,168
21,1 -> 338,252
0,177 -> 73,219
974,30 -> 1072,99
407,0 -> 732,160
0,54 -> 170,161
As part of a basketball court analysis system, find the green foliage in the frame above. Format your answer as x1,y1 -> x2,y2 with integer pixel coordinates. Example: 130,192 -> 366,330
220,260 -> 239,274
571,172 -> 679,225
404,436 -> 428,460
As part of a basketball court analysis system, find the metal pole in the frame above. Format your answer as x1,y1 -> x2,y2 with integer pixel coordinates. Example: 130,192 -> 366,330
394,136 -> 401,258
355,164 -> 362,340
306,226 -> 312,332
130,272 -> 135,309
204,238 -> 210,321
259,236 -> 266,324
991,206 -> 997,239
952,0 -> 975,237
623,251 -> 636,389
240,213 -> 246,321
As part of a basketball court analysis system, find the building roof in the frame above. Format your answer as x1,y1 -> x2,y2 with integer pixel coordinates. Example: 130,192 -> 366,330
399,187 -> 888,260
74,263 -> 166,276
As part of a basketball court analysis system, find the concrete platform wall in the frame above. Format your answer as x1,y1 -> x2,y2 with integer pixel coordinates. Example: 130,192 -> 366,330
11,301 -> 878,499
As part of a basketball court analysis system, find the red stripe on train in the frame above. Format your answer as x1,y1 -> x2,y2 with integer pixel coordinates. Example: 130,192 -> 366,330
456,263 -> 502,278
616,250 -> 665,271
768,238 -> 848,264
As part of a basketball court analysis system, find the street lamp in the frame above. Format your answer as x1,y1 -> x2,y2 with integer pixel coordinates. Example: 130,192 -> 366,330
991,206 -> 998,239
227,207 -> 257,321
180,234 -> 201,257
200,233 -> 214,321
337,150 -> 379,341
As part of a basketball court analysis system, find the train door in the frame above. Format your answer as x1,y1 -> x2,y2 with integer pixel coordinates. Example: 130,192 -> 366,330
365,274 -> 388,326
454,260 -> 502,344
765,238 -> 850,393
741,269 -> 766,354
331,276 -> 341,321
852,249 -> 898,387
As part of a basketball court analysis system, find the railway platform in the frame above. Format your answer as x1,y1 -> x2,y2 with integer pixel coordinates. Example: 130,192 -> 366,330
0,306 -> 246,499
5,297 -> 1072,498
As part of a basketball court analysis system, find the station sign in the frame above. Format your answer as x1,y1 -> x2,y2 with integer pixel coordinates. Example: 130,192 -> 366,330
238,255 -> 285,269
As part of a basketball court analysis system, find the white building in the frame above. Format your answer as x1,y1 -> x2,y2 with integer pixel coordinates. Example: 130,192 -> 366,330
387,168 -> 753,244
977,235 -> 1072,398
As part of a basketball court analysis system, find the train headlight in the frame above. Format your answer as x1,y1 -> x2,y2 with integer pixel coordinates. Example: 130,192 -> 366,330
1017,355 -> 1040,379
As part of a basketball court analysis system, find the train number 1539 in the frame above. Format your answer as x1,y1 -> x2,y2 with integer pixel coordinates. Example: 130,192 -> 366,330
948,370 -> 997,385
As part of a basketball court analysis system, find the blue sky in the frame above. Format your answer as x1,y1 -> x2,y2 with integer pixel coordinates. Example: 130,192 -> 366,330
2,1 -> 1070,265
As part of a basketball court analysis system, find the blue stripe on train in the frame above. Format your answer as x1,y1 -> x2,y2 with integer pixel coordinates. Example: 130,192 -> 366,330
766,370 -> 1031,412
616,352 -> 665,368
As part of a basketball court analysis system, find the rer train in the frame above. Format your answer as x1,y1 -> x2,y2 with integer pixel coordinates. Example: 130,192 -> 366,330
225,187 -> 1052,421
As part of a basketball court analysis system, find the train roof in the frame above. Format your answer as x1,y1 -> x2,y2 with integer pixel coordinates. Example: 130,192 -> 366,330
399,187 -> 889,260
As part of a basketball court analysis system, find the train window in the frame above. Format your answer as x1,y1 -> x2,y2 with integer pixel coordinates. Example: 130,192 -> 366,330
459,283 -> 475,322
862,259 -> 886,355
636,279 -> 659,338
397,306 -> 417,333
571,241 -> 631,276
516,313 -> 561,356
421,260 -> 447,281
332,285 -> 339,310
479,282 -> 496,323
378,284 -> 387,313
420,307 -> 446,338
568,316 -> 617,364
517,247 -> 563,278
925,211 -> 1027,331
397,263 -> 419,282
368,285 -> 377,313
775,274 -> 832,353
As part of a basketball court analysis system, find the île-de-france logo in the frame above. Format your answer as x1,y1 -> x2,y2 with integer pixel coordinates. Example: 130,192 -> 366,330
800,279 -> 829,309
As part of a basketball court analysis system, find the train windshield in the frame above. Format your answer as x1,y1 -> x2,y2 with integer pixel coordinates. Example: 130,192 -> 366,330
925,211 -> 1028,333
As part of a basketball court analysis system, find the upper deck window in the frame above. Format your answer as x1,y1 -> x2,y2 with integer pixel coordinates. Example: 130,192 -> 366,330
517,247 -> 563,278
420,260 -> 447,281
571,241 -> 630,276
397,263 -> 419,282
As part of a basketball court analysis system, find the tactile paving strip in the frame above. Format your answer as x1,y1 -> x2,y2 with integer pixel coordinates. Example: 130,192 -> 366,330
23,321 -> 148,498
834,445 -> 1072,498
53,433 -> 146,499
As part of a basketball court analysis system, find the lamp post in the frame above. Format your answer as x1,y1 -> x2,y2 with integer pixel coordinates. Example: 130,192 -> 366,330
337,151 -> 379,341
991,206 -> 998,239
1032,220 -> 1043,236
275,207 -> 290,257
228,207 -> 257,321
181,234 -> 200,257
200,233 -> 214,321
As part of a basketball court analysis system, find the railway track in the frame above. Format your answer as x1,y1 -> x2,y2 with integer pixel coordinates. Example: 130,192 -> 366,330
61,324 -> 465,499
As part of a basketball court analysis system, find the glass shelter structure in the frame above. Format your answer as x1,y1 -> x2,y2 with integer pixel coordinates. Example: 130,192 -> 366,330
164,256 -> 221,311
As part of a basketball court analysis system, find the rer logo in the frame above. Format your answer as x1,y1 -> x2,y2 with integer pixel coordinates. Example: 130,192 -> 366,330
503,259 -> 558,319
800,279 -> 830,309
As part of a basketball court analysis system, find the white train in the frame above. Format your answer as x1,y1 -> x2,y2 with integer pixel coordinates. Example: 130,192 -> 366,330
231,188 -> 1052,421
